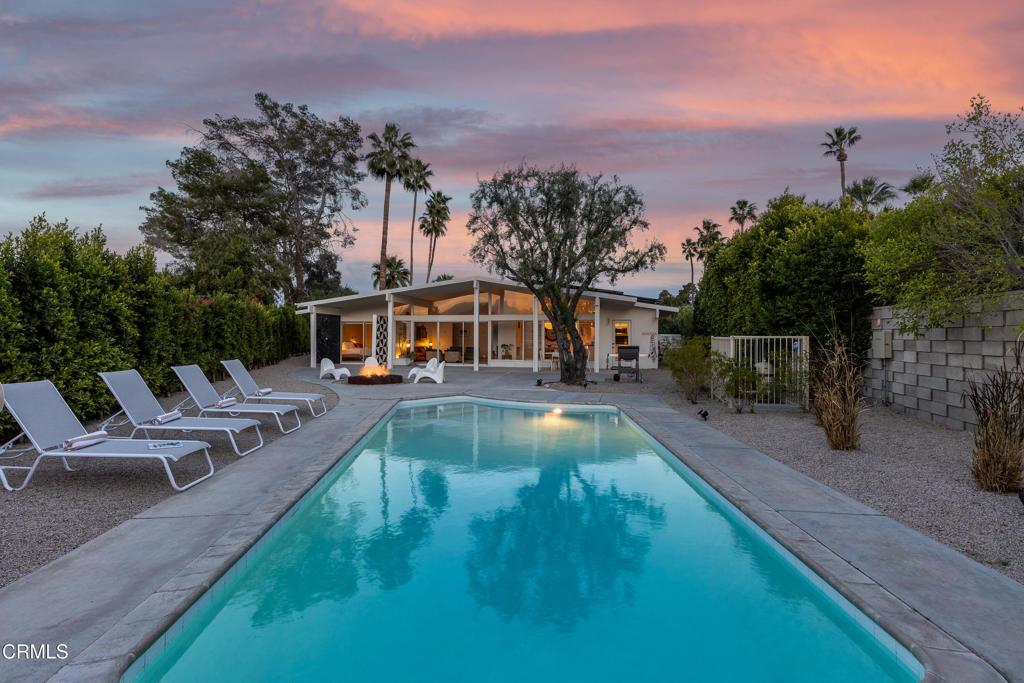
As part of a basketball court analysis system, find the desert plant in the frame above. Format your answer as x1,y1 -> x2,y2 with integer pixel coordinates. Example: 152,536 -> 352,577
663,337 -> 710,402
811,340 -> 865,449
965,343 -> 1024,492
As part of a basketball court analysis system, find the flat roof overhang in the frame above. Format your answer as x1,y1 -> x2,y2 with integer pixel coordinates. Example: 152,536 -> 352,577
295,276 -> 677,315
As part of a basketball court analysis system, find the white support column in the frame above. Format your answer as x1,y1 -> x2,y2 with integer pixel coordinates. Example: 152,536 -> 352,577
594,297 -> 601,372
386,294 -> 395,367
532,296 -> 539,373
309,305 -> 317,368
473,280 -> 480,371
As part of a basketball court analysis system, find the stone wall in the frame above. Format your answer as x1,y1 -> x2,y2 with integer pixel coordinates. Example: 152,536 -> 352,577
864,292 -> 1024,430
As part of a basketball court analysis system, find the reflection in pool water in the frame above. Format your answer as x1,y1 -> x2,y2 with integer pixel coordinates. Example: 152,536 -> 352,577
136,402 -> 920,683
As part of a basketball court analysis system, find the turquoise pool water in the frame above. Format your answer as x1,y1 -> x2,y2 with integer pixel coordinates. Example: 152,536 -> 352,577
133,399 -> 921,682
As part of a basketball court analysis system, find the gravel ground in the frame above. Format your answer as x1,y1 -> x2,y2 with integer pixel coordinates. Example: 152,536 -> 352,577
0,356 -> 337,589
555,369 -> 1024,585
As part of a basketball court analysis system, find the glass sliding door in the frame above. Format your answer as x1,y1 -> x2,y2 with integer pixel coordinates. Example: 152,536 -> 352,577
341,322 -> 372,361
438,322 -> 471,364
491,320 -> 532,363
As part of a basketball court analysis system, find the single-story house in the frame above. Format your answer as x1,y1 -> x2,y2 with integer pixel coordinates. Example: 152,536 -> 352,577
296,277 -> 676,372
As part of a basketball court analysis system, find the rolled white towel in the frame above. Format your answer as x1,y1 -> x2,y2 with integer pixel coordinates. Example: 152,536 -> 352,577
152,410 -> 182,425
215,397 -> 237,408
63,431 -> 108,450
257,388 -> 273,396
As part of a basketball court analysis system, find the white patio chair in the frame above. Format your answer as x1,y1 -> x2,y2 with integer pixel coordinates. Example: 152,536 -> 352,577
99,370 -> 263,457
172,365 -> 302,434
0,380 -> 213,492
221,359 -> 328,417
411,361 -> 446,384
320,358 -> 351,381
407,357 -> 438,382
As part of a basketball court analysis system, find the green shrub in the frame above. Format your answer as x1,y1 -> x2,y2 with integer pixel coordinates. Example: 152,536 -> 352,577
693,193 -> 873,354
708,351 -> 762,413
663,337 -> 710,402
0,217 -> 307,438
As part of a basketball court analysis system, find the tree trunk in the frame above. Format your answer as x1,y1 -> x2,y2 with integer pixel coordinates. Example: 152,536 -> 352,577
292,223 -> 305,302
551,304 -> 588,384
426,236 -> 435,283
689,258 -> 694,286
839,158 -> 847,197
379,176 -> 392,290
409,190 -> 418,282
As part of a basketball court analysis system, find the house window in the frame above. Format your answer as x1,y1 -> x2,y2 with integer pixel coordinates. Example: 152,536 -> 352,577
613,321 -> 630,346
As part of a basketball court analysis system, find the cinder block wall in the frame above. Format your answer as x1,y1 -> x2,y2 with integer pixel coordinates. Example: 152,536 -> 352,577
864,292 -> 1024,430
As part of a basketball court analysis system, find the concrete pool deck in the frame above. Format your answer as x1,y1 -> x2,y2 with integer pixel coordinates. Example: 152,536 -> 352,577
0,366 -> 1019,682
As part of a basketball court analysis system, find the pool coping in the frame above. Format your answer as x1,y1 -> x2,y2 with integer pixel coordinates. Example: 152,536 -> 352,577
38,389 -> 1015,682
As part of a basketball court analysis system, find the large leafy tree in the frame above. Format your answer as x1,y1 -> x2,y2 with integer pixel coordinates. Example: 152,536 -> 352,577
402,158 -> 433,282
467,164 -> 666,384
418,190 -> 451,283
694,192 -> 873,353
729,199 -> 758,234
371,255 -> 411,289
366,123 -> 415,290
821,126 -> 862,197
141,147 -> 291,303
847,176 -> 897,215
861,96 -> 1024,331
191,92 -> 366,302
303,251 -> 357,300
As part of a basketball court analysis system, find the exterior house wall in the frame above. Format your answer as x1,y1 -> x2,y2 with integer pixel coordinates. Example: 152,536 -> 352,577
864,291 -> 1024,430
597,303 -> 660,369
310,293 -> 664,371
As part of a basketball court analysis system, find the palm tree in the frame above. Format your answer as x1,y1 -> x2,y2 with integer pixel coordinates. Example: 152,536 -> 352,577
729,199 -> 758,234
418,190 -> 452,283
847,176 -> 897,214
901,171 -> 935,196
695,218 -> 723,262
366,123 -> 415,289
402,158 -> 433,282
371,255 -> 410,289
681,237 -> 699,286
821,126 -> 862,197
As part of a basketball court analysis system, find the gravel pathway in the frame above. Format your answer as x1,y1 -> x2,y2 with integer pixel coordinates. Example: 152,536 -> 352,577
0,356 -> 337,589
555,369 -> 1024,585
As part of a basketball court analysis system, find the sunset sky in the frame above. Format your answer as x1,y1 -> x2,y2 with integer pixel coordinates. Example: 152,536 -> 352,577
2,1 -> 1023,295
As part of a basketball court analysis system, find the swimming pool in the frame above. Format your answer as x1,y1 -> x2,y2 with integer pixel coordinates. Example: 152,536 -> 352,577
128,398 -> 922,682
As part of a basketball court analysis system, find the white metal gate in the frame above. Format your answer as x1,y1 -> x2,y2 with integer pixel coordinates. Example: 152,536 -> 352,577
710,335 -> 810,409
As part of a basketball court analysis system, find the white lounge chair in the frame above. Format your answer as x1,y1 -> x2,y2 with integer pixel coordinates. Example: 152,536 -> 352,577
411,361 -> 445,384
99,370 -> 263,457
408,357 -> 438,382
172,365 -> 302,434
320,358 -> 351,381
0,380 -> 213,492
221,359 -> 328,417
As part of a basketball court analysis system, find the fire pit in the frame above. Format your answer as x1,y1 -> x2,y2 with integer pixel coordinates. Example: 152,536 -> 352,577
348,362 -> 404,385
348,374 -> 403,385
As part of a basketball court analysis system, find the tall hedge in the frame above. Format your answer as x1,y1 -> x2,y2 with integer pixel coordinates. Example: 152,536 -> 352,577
0,217 -> 307,437
693,193 -> 873,354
